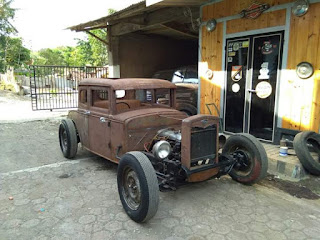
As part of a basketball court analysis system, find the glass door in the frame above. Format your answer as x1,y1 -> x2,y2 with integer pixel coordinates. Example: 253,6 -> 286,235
224,32 -> 283,142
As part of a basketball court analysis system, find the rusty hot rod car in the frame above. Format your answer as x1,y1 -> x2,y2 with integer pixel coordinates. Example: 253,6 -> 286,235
59,78 -> 268,223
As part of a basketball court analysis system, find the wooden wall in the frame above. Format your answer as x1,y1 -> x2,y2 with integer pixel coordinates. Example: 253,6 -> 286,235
200,22 -> 223,115
202,0 -> 292,21
282,2 -> 320,132
200,0 -> 320,133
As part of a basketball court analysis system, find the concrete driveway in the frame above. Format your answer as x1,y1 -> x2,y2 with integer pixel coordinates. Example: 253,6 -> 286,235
1,119 -> 320,240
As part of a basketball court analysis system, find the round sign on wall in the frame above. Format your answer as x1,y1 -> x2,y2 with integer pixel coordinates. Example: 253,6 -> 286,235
256,81 -> 272,99
232,83 -> 240,93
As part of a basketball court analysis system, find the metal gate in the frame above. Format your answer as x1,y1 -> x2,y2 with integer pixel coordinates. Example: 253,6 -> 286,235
30,65 -> 108,110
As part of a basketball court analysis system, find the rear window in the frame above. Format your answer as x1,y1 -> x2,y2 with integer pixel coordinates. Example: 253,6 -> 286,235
92,89 -> 109,109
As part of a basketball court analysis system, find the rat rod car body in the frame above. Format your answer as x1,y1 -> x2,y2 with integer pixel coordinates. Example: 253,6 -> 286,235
59,78 -> 268,223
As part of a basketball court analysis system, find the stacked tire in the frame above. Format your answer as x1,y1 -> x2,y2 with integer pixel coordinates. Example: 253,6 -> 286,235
293,131 -> 320,176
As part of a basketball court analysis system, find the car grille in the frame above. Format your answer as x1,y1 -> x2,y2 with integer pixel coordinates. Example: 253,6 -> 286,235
190,125 -> 217,167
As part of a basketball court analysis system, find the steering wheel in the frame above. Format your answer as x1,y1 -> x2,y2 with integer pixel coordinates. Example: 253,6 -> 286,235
116,102 -> 130,108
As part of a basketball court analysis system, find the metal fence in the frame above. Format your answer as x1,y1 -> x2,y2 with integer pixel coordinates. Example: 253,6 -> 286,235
30,65 -> 108,110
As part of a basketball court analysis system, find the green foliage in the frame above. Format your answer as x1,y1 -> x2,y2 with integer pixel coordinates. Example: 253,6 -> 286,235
5,37 -> 31,68
88,29 -> 108,66
0,0 -> 16,36
0,0 -> 17,72
32,30 -> 108,67
32,48 -> 65,66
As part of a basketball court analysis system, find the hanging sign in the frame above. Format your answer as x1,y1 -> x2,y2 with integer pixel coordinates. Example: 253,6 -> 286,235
231,66 -> 243,82
240,2 -> 270,19
256,81 -> 272,99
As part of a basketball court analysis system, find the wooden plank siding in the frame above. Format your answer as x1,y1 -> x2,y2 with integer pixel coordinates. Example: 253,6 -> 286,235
202,0 -> 292,21
200,22 -> 223,115
226,9 -> 286,34
282,2 -> 320,132
201,0 -> 320,133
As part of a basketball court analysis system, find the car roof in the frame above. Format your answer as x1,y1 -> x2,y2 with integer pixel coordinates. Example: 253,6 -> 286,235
79,78 -> 176,90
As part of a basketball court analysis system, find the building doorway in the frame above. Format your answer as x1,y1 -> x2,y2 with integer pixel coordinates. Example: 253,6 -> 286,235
224,31 -> 284,142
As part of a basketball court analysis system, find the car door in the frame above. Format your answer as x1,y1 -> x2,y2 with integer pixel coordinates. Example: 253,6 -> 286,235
73,87 -> 90,148
88,87 -> 111,158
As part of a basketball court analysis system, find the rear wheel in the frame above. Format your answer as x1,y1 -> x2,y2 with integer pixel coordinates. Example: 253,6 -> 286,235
117,151 -> 159,223
59,119 -> 78,159
222,133 -> 268,184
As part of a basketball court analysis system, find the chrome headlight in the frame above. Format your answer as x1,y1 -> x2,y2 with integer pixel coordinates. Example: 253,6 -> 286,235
152,140 -> 171,160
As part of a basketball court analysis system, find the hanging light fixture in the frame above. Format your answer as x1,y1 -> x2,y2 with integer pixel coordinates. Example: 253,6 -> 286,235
206,19 -> 217,32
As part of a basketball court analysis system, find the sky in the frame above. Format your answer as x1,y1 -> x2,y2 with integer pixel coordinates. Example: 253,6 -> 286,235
11,0 -> 142,51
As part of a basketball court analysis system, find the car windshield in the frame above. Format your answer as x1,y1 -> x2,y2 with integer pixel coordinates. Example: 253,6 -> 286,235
153,66 -> 198,84
172,67 -> 198,84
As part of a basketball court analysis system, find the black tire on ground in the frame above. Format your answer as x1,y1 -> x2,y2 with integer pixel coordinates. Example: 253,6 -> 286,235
222,133 -> 268,185
59,119 -> 78,159
293,131 -> 320,176
117,151 -> 159,223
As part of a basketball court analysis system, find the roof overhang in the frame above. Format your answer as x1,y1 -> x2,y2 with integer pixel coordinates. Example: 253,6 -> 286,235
146,0 -> 208,7
68,1 -> 152,32
68,0 -> 203,40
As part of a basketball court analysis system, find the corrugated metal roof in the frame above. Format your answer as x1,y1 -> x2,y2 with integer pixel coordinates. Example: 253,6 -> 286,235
68,1 -> 149,32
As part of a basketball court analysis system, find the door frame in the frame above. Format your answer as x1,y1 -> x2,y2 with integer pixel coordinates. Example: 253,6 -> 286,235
223,29 -> 285,142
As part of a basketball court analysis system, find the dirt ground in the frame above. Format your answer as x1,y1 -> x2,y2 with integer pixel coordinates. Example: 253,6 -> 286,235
0,90 -> 67,123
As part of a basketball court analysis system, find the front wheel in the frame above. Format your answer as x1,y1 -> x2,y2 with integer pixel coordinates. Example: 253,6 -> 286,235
117,151 -> 159,223
222,133 -> 268,185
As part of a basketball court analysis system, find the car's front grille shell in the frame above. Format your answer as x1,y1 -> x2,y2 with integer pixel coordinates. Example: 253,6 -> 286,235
181,115 -> 219,170
190,125 -> 217,167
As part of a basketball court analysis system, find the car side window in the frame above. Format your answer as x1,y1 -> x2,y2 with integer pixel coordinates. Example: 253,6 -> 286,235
79,90 -> 87,104
92,89 -> 109,110
172,70 -> 184,83
155,89 -> 170,106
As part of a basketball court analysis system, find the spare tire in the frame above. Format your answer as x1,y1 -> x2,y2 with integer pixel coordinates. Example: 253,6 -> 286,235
293,131 -> 320,176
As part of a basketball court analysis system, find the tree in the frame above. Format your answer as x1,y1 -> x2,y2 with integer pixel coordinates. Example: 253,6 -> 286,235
5,37 -> 31,68
0,0 -> 16,36
87,29 -> 108,66
32,48 -> 65,66
0,0 -> 16,72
